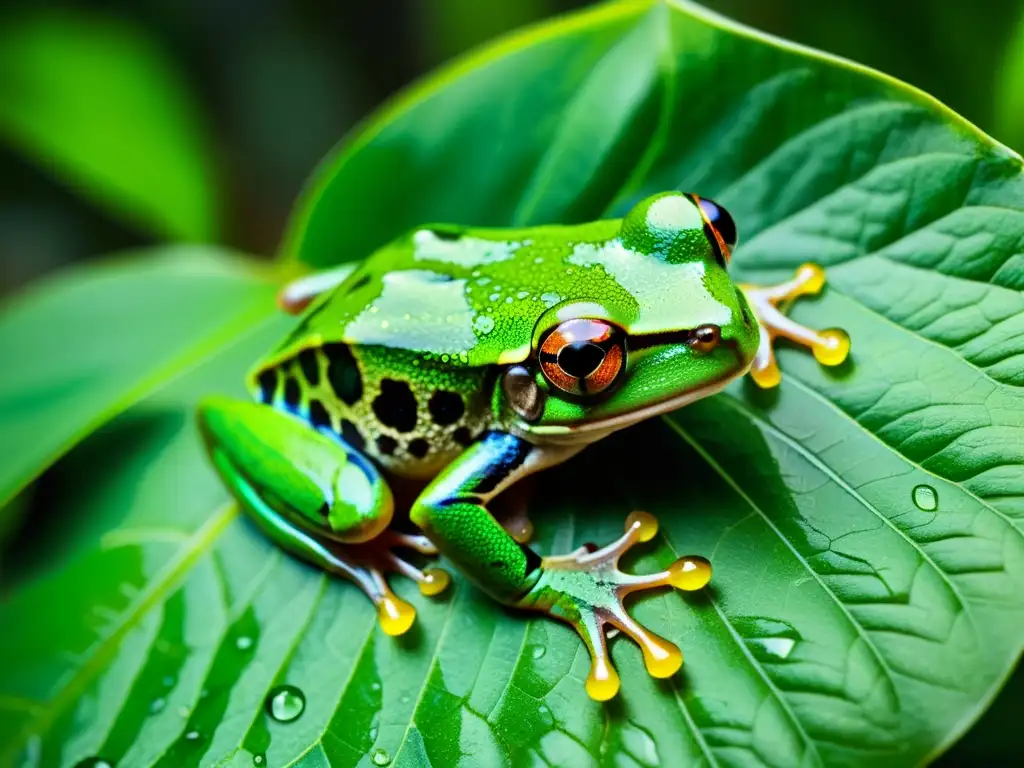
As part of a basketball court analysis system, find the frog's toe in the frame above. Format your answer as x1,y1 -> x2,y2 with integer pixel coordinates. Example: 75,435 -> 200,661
342,532 -> 452,636
741,263 -> 851,388
519,511 -> 711,700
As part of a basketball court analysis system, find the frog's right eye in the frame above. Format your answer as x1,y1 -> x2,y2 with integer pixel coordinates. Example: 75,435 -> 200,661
538,318 -> 625,397
694,196 -> 737,265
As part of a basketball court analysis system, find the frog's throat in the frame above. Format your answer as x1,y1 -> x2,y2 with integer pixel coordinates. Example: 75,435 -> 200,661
523,364 -> 750,447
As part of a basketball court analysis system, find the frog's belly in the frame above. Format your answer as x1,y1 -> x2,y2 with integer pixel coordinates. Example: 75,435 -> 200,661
253,342 -> 496,482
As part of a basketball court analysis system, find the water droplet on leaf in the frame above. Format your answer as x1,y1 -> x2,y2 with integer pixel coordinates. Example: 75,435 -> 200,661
912,484 -> 938,511
73,759 -> 114,768
530,644 -> 546,660
735,616 -> 801,662
148,697 -> 166,714
266,685 -> 306,723
235,635 -> 254,651
371,748 -> 392,766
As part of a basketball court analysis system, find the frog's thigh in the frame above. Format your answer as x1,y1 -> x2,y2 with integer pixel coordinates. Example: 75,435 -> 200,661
197,396 -> 393,547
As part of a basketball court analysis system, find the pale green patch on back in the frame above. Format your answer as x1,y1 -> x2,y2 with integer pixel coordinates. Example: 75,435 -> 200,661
568,241 -> 733,332
344,271 -> 477,356
412,230 -> 522,267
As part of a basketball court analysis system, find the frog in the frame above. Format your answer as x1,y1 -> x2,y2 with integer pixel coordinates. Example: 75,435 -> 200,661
197,191 -> 850,701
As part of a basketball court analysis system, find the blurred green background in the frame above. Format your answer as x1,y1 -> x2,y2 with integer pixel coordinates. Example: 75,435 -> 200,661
1,0 -> 1023,296
2,1 -> 1023,762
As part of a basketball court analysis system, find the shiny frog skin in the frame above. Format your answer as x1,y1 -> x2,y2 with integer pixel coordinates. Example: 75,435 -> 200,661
197,192 -> 850,700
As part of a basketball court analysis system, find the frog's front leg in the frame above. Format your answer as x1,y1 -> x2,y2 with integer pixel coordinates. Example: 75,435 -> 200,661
198,397 -> 450,635
741,263 -> 851,387
410,432 -> 710,701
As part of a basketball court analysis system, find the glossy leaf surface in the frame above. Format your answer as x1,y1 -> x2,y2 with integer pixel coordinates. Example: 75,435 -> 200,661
3,0 -> 1024,765
0,11 -> 220,240
0,249 -> 277,510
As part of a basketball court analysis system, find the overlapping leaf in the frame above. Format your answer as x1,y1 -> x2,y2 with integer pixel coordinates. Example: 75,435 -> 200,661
2,0 -> 1023,766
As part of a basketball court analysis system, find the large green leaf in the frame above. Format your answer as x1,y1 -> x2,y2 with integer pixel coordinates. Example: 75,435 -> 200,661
0,248 -> 277,512
3,0 -> 1024,765
0,11 -> 220,240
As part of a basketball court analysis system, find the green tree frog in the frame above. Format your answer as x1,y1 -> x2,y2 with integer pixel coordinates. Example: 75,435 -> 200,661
198,192 -> 850,700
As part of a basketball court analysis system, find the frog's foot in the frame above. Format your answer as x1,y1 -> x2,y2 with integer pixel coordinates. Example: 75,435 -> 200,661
741,263 -> 851,388
516,511 -> 711,701
342,531 -> 451,636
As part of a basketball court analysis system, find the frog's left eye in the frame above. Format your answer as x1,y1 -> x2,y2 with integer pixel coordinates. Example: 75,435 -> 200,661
694,196 -> 737,264
538,318 -> 625,397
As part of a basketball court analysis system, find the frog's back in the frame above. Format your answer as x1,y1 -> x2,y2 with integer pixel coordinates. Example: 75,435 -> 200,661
247,218 -> 622,478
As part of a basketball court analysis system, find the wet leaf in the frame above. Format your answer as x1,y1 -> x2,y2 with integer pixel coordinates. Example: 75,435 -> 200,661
3,0 -> 1024,766
0,11 -> 220,240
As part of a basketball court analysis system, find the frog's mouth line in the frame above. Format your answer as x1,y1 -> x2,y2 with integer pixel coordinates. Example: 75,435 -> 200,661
527,355 -> 752,445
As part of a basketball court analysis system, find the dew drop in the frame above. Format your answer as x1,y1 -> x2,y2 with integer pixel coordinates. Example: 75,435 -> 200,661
177,705 -> 190,718
912,484 -> 938,511
73,759 -> 114,768
735,616 -> 801,662
530,644 -> 547,660
371,748 -> 392,766
252,754 -> 265,766
266,685 -> 306,723
235,635 -> 254,651
540,292 -> 560,307
621,721 -> 660,767
162,675 -> 175,687
537,703 -> 554,727
148,697 -> 166,714
185,730 -> 200,741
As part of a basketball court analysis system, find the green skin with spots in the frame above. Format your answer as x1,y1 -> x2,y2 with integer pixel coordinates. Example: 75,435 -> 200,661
198,192 -> 762,672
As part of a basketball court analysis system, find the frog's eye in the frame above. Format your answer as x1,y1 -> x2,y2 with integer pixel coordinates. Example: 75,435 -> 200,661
538,318 -> 625,397
694,196 -> 737,264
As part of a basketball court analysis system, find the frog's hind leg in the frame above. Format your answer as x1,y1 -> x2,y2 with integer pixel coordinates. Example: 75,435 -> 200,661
197,397 -> 450,635
740,263 -> 851,388
278,264 -> 359,314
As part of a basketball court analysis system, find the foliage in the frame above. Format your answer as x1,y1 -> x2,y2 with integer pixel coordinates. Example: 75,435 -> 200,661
1,0 -> 1023,765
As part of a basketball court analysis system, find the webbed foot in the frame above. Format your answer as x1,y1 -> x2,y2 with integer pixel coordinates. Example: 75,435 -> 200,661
741,263 -> 851,388
516,512 -> 710,701
343,531 -> 451,636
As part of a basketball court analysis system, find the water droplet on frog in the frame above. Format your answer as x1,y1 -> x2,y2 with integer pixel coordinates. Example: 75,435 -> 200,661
474,315 -> 495,334
266,685 -> 305,723
530,644 -> 546,660
541,292 -> 560,307
735,616 -> 801,662
371,748 -> 392,766
235,635 -> 254,651
73,759 -> 114,768
148,697 -> 166,714
912,484 -> 938,511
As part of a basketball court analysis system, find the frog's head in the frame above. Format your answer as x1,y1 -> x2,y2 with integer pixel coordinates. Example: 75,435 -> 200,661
500,191 -> 760,443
